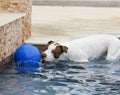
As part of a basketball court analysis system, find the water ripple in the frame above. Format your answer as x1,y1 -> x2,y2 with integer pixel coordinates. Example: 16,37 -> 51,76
0,59 -> 120,95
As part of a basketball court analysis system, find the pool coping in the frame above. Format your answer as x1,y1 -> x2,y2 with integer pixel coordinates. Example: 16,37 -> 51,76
0,12 -> 26,27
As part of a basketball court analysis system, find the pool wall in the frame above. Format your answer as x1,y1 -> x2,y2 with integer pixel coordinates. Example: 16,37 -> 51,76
0,0 -> 31,73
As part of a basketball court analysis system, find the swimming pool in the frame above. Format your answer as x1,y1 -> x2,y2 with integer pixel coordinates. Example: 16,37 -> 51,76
0,59 -> 120,95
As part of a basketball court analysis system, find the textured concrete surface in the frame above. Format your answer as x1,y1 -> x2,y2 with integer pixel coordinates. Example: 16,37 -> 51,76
0,0 -> 32,40
0,18 -> 24,62
26,6 -> 120,44
0,0 -> 31,72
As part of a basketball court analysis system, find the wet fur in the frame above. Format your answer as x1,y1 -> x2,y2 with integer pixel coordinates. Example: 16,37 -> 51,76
42,34 -> 120,62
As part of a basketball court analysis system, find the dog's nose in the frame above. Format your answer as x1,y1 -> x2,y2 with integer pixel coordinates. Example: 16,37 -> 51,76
41,53 -> 47,63
42,53 -> 46,58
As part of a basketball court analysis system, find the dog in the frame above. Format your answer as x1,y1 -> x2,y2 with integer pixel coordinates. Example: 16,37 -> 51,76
42,34 -> 120,63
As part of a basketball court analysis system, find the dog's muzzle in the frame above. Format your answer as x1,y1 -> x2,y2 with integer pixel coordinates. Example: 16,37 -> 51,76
41,53 -> 47,63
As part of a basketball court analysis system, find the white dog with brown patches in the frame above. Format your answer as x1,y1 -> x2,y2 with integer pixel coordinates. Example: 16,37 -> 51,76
42,34 -> 120,63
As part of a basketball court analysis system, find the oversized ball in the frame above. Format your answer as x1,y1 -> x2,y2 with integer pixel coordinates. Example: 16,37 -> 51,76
14,44 -> 41,67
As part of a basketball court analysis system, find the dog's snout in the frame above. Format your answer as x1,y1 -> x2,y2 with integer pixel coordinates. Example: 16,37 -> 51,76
42,53 -> 47,58
41,53 -> 47,63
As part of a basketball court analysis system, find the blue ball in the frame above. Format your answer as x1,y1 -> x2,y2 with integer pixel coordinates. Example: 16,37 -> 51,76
14,44 -> 41,67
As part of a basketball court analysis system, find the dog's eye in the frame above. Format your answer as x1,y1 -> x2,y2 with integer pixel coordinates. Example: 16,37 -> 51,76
52,50 -> 54,53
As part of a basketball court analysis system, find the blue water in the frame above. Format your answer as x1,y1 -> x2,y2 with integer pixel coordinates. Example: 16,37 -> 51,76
0,59 -> 120,95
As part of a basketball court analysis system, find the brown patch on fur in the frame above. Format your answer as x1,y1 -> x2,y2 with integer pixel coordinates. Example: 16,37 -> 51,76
61,45 -> 68,53
52,45 -> 68,59
47,41 -> 60,46
46,41 -> 54,49
47,41 -> 54,46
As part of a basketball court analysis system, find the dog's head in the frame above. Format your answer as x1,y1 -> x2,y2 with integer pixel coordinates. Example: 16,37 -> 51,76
42,41 -> 68,63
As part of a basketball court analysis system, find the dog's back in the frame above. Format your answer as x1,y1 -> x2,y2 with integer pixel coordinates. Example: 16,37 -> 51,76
42,34 -> 120,62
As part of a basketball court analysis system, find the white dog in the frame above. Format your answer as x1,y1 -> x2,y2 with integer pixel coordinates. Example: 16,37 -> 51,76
42,34 -> 120,63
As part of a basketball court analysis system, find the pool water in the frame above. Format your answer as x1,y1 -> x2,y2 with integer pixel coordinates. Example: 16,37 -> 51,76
0,59 -> 120,95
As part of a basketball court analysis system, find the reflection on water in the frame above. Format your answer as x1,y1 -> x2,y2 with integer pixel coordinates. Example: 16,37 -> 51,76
0,59 -> 120,95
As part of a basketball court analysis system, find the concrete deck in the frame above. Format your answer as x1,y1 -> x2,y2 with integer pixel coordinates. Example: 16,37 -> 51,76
32,0 -> 120,7
25,6 -> 120,45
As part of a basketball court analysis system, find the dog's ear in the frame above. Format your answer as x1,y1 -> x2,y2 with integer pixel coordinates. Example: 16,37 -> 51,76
61,45 -> 68,53
47,41 -> 54,46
